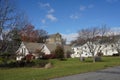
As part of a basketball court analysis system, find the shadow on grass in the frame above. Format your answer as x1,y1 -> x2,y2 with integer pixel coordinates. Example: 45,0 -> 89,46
80,58 -> 109,63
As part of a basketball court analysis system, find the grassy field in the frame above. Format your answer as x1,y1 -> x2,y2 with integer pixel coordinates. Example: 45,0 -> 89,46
0,57 -> 120,80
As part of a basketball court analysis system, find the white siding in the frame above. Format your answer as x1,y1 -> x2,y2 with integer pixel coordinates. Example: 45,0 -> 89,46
71,43 -> 118,58
41,45 -> 51,55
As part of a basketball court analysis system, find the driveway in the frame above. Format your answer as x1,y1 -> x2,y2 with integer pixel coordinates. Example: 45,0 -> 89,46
51,66 -> 120,80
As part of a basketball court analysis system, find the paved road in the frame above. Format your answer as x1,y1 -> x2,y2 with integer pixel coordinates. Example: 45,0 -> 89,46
51,66 -> 120,80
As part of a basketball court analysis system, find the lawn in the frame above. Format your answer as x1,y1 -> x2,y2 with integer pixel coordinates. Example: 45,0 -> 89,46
0,57 -> 120,80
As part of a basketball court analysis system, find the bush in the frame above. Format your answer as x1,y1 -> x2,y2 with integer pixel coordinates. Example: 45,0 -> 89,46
0,57 -> 4,67
55,45 -> 65,60
43,54 -> 56,59
33,59 -> 49,67
112,53 -> 119,56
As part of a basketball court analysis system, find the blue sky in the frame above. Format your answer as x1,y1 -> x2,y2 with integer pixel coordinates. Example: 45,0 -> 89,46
16,0 -> 120,43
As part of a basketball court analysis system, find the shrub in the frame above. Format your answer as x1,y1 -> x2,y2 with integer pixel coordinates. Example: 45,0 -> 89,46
43,54 -> 56,59
112,53 -> 119,56
0,57 -> 4,66
33,59 -> 49,67
55,45 -> 65,60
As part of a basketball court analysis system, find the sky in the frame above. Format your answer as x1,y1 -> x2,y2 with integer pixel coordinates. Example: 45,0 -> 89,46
16,0 -> 120,43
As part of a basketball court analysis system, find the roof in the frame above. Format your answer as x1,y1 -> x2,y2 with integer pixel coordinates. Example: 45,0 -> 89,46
23,42 -> 44,53
22,42 -> 72,54
45,43 -> 57,52
48,33 -> 61,38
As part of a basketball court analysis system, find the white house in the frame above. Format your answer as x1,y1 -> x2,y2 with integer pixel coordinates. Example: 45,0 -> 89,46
16,42 -> 44,60
71,43 -> 118,58
71,44 -> 92,58
16,42 -> 72,60
16,42 -> 58,61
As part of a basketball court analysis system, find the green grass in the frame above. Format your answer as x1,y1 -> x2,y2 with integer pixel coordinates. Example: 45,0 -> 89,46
0,57 -> 120,80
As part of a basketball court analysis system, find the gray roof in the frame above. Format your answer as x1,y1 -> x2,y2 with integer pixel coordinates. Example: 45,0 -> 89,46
22,42 -> 72,54
45,43 -> 57,52
23,42 -> 44,53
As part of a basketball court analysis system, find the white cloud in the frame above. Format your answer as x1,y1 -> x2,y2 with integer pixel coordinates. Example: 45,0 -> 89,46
110,27 -> 120,35
70,13 -> 82,20
80,5 -> 86,11
80,4 -> 94,11
70,14 -> 79,20
39,2 -> 57,23
46,14 -> 57,21
39,3 -> 50,8
39,2 -> 55,14
41,19 -> 46,24
62,33 -> 78,44
48,8 -> 54,13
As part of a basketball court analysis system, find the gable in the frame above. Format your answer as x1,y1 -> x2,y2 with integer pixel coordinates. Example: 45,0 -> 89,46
45,44 -> 57,52
24,42 -> 43,53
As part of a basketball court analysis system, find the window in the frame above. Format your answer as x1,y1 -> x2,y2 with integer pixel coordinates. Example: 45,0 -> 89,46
111,45 -> 114,47
105,45 -> 107,47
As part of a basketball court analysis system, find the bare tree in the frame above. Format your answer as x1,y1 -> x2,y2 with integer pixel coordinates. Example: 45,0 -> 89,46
108,32 -> 120,56
77,25 -> 109,62
0,0 -> 28,54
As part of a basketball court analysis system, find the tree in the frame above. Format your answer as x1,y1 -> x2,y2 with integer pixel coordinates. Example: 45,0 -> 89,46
0,0 -> 18,53
19,24 -> 39,42
37,29 -> 48,43
77,26 -> 109,62
0,0 -> 28,59
55,45 -> 65,60
19,24 -> 48,43
108,33 -> 120,56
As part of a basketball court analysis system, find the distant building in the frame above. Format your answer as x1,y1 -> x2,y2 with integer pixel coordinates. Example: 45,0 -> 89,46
46,33 -> 63,45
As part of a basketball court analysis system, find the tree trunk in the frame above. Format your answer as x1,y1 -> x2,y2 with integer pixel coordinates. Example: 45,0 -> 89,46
93,56 -> 96,63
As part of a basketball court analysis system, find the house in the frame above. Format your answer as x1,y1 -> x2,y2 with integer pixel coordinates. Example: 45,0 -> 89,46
71,43 -> 118,58
71,44 -> 92,58
16,42 -> 44,60
46,33 -> 63,45
16,42 -> 72,60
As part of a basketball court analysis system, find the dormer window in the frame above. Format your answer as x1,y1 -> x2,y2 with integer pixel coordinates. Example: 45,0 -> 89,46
111,45 -> 114,47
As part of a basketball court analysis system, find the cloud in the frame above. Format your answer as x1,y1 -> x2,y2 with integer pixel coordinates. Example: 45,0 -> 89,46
110,27 -> 120,35
39,2 -> 55,14
41,19 -> 46,24
62,33 -> 78,44
70,14 -> 80,20
46,14 -> 57,21
39,3 -> 50,8
106,0 -> 118,3
80,4 -> 94,11
39,2 -> 57,23
80,5 -> 86,11
48,8 -> 54,13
